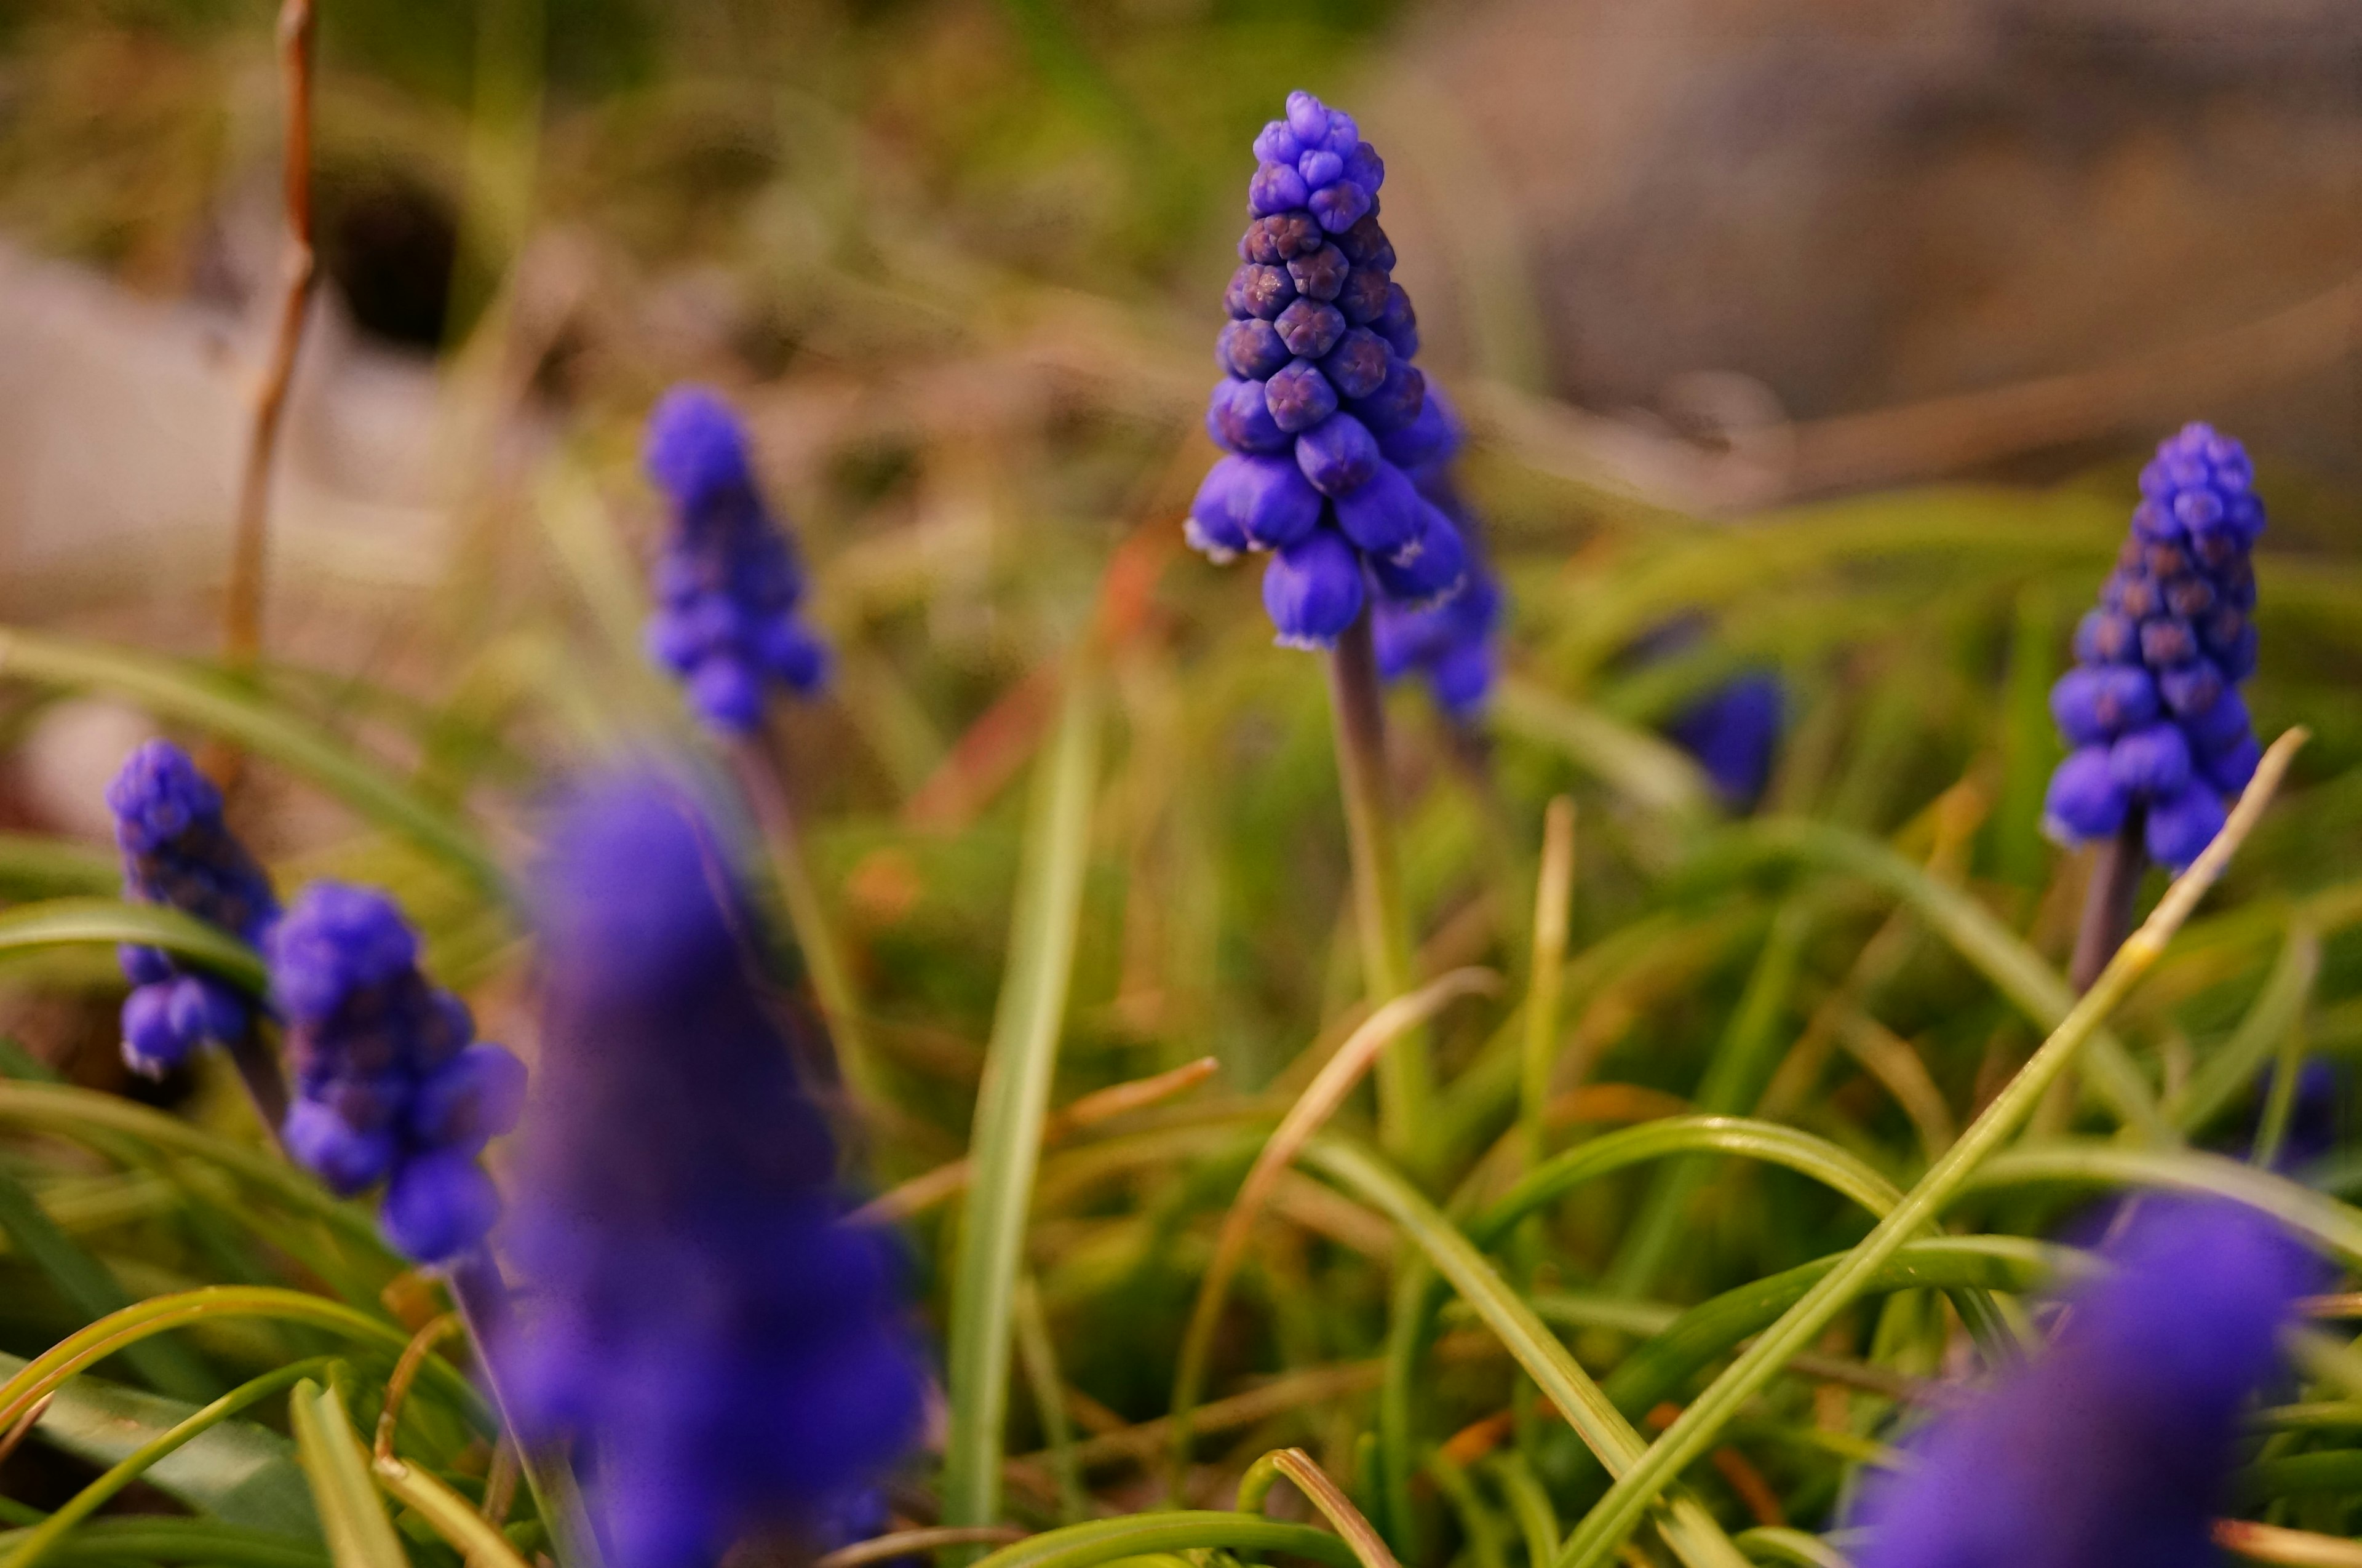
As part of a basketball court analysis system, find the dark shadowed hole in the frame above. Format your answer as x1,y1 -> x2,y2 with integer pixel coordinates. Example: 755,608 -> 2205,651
314,167 -> 464,352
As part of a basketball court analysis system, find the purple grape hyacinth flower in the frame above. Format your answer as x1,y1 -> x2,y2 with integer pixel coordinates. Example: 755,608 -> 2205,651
643,387 -> 831,735
2043,423 -> 2266,871
268,883 -> 524,1262
1370,387 -> 1506,720
1855,1197 -> 2316,1568
107,741 -> 279,1077
504,771 -> 926,1568
1193,90 -> 1491,660
1664,671 -> 1783,810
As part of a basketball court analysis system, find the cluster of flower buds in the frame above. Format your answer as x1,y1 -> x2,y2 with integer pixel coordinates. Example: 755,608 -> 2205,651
643,387 -> 831,734
107,741 -> 279,1075
505,773 -> 923,1568
1370,388 -> 1503,718
2045,423 -> 2265,870
269,883 -> 525,1262
1190,90 -> 1473,649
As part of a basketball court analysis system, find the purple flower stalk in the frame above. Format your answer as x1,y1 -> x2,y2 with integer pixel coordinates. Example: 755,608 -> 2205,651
2043,423 -> 2265,871
268,883 -> 524,1262
1191,90 -> 1478,651
1855,1197 -> 2315,1568
643,386 -> 831,735
504,771 -> 925,1568
1370,388 -> 1505,719
107,741 -> 279,1076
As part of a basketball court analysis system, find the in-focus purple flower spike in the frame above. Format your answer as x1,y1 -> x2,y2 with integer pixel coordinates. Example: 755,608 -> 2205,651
268,882 -> 523,1262
643,386 -> 832,734
106,740 -> 280,1077
1194,90 -> 1492,665
504,771 -> 925,1568
1854,1196 -> 2316,1568
2043,423 -> 2264,871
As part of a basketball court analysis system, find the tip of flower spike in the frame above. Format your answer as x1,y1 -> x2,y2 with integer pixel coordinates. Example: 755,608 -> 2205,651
268,883 -> 421,1024
645,385 -> 755,507
106,740 -> 221,856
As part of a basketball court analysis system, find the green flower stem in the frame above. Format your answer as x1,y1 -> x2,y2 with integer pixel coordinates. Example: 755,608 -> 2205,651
726,734 -> 890,1115
1555,728 -> 2306,1568
1324,612 -> 1430,1166
2068,810 -> 2147,993
444,1250 -> 607,1568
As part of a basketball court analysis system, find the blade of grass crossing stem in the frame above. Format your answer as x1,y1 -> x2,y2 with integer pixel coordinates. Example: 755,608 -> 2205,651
372,1457 -> 536,1568
0,1164 -> 216,1403
1238,1447 -> 1401,1568
1556,728 -> 2306,1568
1298,1137 -> 1749,1568
1607,901 -> 1814,1297
288,1382 -> 406,1568
941,674 -> 1103,1549
2173,921 -> 2320,1134
1719,818 -> 2168,1140
0,1358 -> 333,1568
0,632 -> 507,903
1521,797 -> 1578,1170
1012,1275 -> 1084,1523
968,1514 -> 1358,1568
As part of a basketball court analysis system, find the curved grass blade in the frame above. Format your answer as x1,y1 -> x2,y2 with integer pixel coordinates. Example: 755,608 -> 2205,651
1710,816 -> 2167,1141
0,1287 -> 487,1436
1300,1137 -> 1749,1568
0,1516 -> 328,1568
0,631 -> 509,902
941,672 -> 1103,1545
1958,1144 -> 2362,1263
1170,968 -> 1497,1481
0,899 -> 267,993
2170,921 -> 2319,1134
371,1457 -> 535,1568
1492,679 -> 1714,822
1732,1527 -> 1855,1568
1555,728 -> 2305,1568
0,1081 -> 387,1256
1237,1448 -> 1399,1568
0,1358 -> 331,1568
967,1513 -> 1359,1568
288,1382 -> 404,1568
0,838 -> 115,900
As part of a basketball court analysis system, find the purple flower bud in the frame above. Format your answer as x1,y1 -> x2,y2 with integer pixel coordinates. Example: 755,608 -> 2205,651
1187,464 -> 1254,563
2146,782 -> 2228,870
1263,531 -> 1366,650
1287,243 -> 1350,301
2184,686 -> 2252,754
165,974 -> 244,1049
1294,412 -> 1382,497
1350,357 -> 1426,434
1265,359 -> 1340,433
1210,378 -> 1291,454
284,1099 -> 398,1196
1249,161 -> 1310,216
1344,141 -> 1385,191
1219,319 -> 1290,380
2109,723 -> 2192,796
1330,461 -> 1423,557
1296,149 -> 1344,188
2043,745 -> 2130,843
1252,121 -> 1302,165
381,1148 -> 502,1263
645,386 -> 756,510
688,658 -> 765,734
2206,733 -> 2262,795
1310,181 -> 1374,233
1370,503 -> 1469,610
1266,212 -> 1323,260
1199,454 -> 1323,551
119,944 -> 172,987
2071,609 -> 2139,665
1285,90 -> 1329,145
1335,213 -> 1394,269
1380,391 -> 1457,468
1374,283 -> 1418,357
122,984 -> 194,1076
2157,658 -> 2224,717
1275,298 -> 1346,360
755,617 -> 830,694
2050,666 -> 2158,746
1233,264 -> 1297,320
1337,266 -> 1393,325
1320,109 -> 1359,154
1321,328 -> 1391,400
2210,616 -> 2259,681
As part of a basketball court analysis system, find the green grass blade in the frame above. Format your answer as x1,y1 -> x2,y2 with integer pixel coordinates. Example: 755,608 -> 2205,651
371,1458 -> 534,1568
941,672 -> 1104,1542
1714,816 -> 2168,1140
0,1164 -> 216,1403
2169,921 -> 2319,1134
1301,1137 -> 1749,1568
1553,728 -> 2302,1568
1958,1144 -> 2362,1262
0,838 -> 115,900
1492,679 -> 1713,822
969,1513 -> 1358,1568
0,899 -> 267,992
0,1358 -> 329,1568
0,631 -> 509,902
1732,1527 -> 1855,1568
288,1382 -> 406,1568
1605,901 -> 1816,1296
0,1516 -> 328,1568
